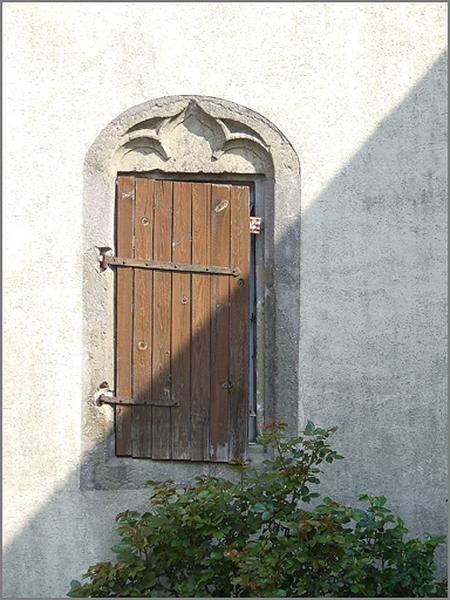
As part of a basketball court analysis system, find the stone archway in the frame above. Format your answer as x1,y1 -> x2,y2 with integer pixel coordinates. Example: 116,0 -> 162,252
82,96 -> 301,489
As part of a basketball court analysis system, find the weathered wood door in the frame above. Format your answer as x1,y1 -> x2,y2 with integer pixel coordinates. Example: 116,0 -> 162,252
114,176 -> 251,462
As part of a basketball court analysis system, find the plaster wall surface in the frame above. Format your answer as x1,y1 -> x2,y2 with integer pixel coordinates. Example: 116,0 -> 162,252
3,2 -> 447,597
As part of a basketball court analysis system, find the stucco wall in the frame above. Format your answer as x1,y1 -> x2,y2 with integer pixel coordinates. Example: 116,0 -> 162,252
4,2 -> 447,597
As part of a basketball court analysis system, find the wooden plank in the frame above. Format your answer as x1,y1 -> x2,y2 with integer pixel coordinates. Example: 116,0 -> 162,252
132,178 -> 153,457
229,186 -> 250,460
171,182 -> 192,459
190,183 -> 212,461
151,180 -> 173,459
209,184 -> 231,462
115,175 -> 135,456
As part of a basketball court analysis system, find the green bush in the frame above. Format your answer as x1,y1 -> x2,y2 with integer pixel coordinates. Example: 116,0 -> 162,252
68,422 -> 447,597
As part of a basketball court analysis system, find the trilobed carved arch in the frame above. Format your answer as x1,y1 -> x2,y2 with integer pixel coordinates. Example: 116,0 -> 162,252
112,98 -> 272,174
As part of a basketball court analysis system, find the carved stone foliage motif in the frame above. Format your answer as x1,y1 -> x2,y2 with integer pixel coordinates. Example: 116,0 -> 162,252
113,99 -> 272,174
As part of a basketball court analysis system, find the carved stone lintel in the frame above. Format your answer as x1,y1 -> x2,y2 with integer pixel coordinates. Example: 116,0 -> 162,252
113,98 -> 272,174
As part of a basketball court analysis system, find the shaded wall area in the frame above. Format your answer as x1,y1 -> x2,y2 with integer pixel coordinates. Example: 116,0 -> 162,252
296,50 -> 447,554
3,53 -> 447,599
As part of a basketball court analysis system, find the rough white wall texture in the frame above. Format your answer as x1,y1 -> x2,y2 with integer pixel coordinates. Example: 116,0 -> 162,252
4,2 -> 447,597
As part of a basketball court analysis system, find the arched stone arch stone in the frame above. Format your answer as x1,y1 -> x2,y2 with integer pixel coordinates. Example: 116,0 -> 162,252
81,95 -> 301,489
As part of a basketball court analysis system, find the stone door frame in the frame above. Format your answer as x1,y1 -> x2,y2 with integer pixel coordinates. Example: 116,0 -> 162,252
81,95 -> 301,489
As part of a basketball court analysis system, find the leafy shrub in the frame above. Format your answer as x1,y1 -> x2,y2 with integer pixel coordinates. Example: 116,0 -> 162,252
68,422 -> 446,597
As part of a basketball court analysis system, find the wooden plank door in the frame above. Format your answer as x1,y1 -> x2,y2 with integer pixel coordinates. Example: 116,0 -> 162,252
114,177 -> 251,462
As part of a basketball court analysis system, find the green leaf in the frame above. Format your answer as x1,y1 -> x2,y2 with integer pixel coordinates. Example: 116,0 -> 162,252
304,421 -> 315,435
352,509 -> 366,521
69,580 -> 81,589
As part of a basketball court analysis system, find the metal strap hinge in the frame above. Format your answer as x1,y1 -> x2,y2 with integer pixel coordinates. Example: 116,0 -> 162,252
97,394 -> 179,408
100,254 -> 240,277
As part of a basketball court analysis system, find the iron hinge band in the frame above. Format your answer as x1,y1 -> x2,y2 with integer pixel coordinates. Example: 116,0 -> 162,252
100,255 -> 240,277
97,394 -> 179,408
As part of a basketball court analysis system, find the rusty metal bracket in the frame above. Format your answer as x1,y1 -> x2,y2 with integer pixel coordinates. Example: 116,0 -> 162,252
100,254 -> 240,277
97,394 -> 179,407
250,216 -> 262,234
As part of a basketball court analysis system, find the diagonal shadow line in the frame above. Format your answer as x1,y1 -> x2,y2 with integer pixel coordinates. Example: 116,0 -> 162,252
3,50 -> 447,597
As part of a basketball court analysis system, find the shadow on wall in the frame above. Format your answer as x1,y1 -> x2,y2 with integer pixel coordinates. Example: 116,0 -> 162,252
3,51 -> 447,597
296,49 -> 447,557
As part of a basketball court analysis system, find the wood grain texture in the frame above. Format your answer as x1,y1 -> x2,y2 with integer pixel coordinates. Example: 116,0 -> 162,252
190,183 -> 212,461
114,178 -> 251,462
115,175 -> 135,456
209,185 -> 231,462
132,178 -> 153,457
229,186 -> 250,460
151,180 -> 173,459
171,182 -> 192,459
